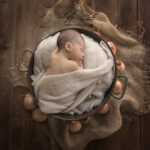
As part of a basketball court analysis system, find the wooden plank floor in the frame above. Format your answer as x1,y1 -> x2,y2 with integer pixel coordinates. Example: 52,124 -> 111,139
0,0 -> 150,150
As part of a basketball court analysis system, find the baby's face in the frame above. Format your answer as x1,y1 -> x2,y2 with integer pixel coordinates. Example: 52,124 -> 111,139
71,38 -> 86,65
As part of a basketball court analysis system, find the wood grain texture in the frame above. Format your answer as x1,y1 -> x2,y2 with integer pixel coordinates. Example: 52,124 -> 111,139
0,0 -> 16,149
87,0 -> 95,10
94,0 -> 118,25
118,0 -> 138,33
139,0 -> 150,43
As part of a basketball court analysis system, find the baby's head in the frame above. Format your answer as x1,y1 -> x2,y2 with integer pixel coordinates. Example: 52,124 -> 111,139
57,29 -> 86,63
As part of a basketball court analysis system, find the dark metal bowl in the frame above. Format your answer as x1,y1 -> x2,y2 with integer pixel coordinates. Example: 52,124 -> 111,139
27,27 -> 117,121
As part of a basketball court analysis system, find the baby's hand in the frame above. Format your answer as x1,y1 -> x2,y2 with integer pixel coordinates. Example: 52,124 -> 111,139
78,60 -> 83,68
78,65 -> 83,69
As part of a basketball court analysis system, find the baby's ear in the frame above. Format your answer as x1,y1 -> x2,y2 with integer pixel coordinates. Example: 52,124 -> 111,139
65,42 -> 72,52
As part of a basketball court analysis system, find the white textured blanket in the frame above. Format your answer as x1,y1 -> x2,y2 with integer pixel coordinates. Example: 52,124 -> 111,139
31,33 -> 115,115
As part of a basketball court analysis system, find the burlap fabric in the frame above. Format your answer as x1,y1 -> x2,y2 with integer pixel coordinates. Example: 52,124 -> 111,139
7,0 -> 150,150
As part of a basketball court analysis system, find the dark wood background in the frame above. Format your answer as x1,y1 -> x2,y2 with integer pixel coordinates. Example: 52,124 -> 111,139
0,0 -> 150,150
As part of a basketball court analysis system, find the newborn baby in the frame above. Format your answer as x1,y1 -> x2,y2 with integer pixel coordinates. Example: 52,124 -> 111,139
45,29 -> 86,76
31,29 -> 112,115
